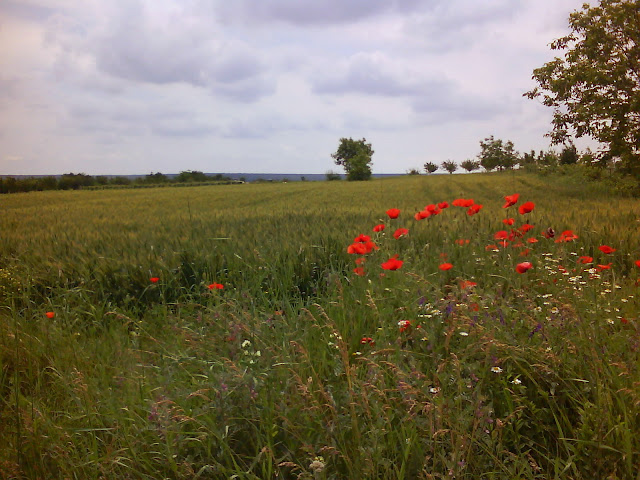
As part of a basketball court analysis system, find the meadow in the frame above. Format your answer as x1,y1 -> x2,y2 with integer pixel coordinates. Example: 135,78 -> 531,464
1,171 -> 639,479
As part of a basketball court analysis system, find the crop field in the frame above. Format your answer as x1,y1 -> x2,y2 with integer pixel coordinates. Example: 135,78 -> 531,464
1,171 -> 639,479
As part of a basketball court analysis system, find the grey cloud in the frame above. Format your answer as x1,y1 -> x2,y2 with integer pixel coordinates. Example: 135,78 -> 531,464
215,0 -> 427,25
412,89 -> 513,124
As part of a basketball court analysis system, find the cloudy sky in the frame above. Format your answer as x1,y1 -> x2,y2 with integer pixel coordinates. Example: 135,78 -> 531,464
0,0 -> 593,175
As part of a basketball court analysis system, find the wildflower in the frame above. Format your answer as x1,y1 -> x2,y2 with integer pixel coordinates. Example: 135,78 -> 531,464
459,331 -> 469,336
599,245 -> 616,254
597,263 -> 612,271
45,311 -> 55,319
578,256 -> 593,264
467,204 -> 483,216
519,224 -> 534,233
353,267 -> 366,276
347,243 -> 367,254
512,378 -> 522,385
438,201 -> 449,209
557,230 -> 578,242
429,387 -> 440,394
491,366 -> 503,374
354,234 -> 371,243
386,208 -> 400,219
150,277 -> 159,283
520,248 -> 530,256
459,280 -> 477,289
381,255 -> 403,271
503,193 -> 520,208
393,228 -> 409,239
503,218 -> 515,226
415,211 -> 431,220
452,198 -> 474,207
516,262 -> 533,274
373,224 -> 385,232
208,283 -> 224,290
439,263 -> 453,271
518,201 -> 535,214
485,244 -> 499,252
494,230 -> 509,240
309,457 -> 325,474
360,336 -> 374,345
635,260 -> 640,268
455,239 -> 470,245
398,320 -> 411,332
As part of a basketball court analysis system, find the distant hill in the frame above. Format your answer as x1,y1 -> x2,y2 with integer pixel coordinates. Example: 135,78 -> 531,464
2,173 -> 408,182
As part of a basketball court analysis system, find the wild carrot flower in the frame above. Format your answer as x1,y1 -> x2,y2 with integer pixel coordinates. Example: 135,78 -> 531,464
491,366 -> 503,373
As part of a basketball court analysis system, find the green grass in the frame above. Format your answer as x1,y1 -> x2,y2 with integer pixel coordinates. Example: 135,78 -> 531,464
1,171 -> 639,479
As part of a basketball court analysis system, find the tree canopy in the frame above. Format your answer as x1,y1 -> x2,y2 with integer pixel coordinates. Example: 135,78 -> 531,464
478,136 -> 518,171
331,138 -> 374,181
525,0 -> 640,177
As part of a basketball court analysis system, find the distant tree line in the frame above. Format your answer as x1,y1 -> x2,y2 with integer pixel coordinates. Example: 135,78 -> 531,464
0,171 -> 238,194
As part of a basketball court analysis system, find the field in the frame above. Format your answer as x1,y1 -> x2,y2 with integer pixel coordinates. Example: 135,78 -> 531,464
1,171 -> 639,479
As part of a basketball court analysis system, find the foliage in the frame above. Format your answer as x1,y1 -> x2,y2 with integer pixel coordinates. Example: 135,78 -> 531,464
478,135 -> 519,171
1,174 -> 639,479
406,168 -> 421,175
525,0 -> 640,179
441,160 -> 458,174
325,170 -> 342,181
331,137 -> 374,181
424,161 -> 438,174
460,159 -> 480,172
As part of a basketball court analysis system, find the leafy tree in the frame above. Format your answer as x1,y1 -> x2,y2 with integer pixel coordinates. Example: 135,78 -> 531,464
460,159 -> 480,172
525,0 -> 640,178
331,137 -> 374,181
424,162 -> 438,174
478,136 -> 518,171
559,144 -> 579,165
406,168 -> 421,175
441,160 -> 458,174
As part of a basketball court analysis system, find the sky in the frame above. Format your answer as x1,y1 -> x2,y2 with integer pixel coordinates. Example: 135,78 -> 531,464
0,0 -> 596,175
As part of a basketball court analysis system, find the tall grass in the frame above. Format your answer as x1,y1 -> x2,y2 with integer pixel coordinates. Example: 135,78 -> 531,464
1,172 -> 639,479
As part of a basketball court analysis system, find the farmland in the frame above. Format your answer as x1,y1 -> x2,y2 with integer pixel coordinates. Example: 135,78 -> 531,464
1,171 -> 639,479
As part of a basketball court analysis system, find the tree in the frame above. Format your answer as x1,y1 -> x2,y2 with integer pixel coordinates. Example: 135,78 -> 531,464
441,160 -> 458,174
424,162 -> 438,174
406,168 -> 421,175
559,144 -> 579,165
331,137 -> 374,181
460,159 -> 480,172
325,170 -> 342,181
525,0 -> 640,178
478,136 -> 518,171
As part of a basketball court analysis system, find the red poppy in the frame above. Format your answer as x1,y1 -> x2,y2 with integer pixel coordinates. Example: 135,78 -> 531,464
455,239 -> 470,245
635,260 -> 640,268
373,224 -> 385,232
503,218 -> 515,226
459,280 -> 477,289
578,256 -> 593,264
518,201 -> 535,214
439,263 -> 453,271
45,311 -> 55,319
469,303 -> 480,312
498,240 -> 509,248
347,243 -> 367,254
353,267 -> 365,276
515,262 -> 533,273
511,242 -> 524,248
519,224 -> 534,233
355,257 -> 366,265
467,204 -> 483,216
485,244 -> 499,251
415,211 -> 431,220
503,193 -> 520,208
365,241 -> 379,252
452,198 -> 475,207
386,208 -> 400,219
381,255 -> 403,270
599,245 -> 616,254
150,277 -> 159,283
393,228 -> 409,239
556,230 -> 578,242
519,248 -> 530,256
526,237 -> 538,244
494,230 -> 509,240
354,234 -> 371,243
208,283 -> 224,290
439,252 -> 448,259
438,201 -> 449,209
597,263 -> 612,271
398,320 -> 411,332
